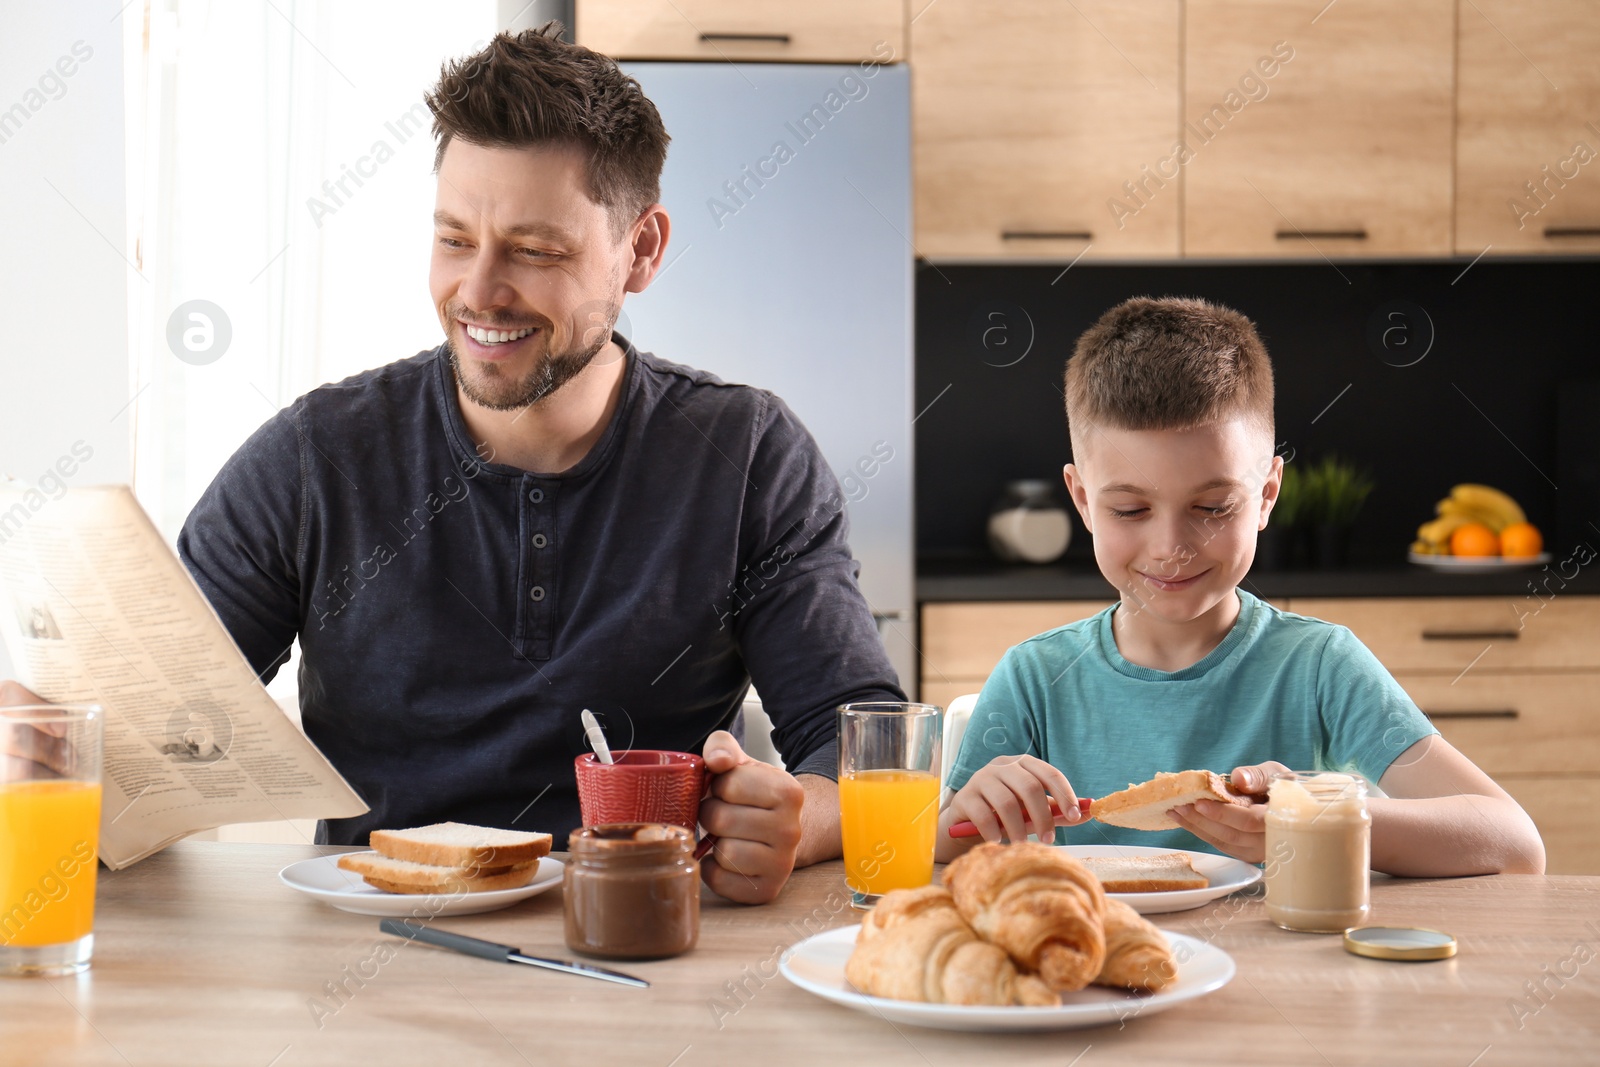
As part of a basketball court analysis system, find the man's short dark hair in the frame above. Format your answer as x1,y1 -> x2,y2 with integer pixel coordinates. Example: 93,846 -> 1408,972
425,24 -> 670,239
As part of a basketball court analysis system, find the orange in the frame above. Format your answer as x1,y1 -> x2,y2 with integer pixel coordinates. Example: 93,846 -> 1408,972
1499,521 -> 1543,558
1450,522 -> 1499,557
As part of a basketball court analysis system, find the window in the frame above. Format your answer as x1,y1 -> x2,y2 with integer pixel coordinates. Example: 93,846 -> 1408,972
127,0 -> 495,543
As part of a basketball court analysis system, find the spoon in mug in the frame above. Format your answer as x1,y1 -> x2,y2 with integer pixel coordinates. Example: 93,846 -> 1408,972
580,709 -> 613,765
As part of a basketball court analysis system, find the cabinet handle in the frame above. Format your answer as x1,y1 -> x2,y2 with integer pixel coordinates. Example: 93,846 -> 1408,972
1420,629 -> 1520,641
1422,709 -> 1519,720
1275,229 -> 1368,240
699,32 -> 791,44
1543,226 -> 1600,238
1001,230 -> 1093,241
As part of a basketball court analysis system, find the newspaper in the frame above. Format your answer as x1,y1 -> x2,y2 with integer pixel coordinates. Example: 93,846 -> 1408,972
0,483 -> 368,868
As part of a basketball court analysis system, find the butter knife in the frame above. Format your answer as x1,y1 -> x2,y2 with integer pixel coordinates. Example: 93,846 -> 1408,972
378,919 -> 649,988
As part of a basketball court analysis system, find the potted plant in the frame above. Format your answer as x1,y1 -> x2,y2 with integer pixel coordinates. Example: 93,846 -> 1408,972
1304,455 -> 1375,569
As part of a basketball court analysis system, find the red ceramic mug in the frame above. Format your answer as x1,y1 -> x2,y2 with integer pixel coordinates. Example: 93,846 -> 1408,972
573,750 -> 707,832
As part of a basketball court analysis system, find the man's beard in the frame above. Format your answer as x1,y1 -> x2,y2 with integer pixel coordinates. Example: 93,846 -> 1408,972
446,302 -> 619,412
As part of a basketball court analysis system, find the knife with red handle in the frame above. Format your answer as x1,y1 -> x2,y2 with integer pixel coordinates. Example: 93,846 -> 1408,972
947,797 -> 1093,839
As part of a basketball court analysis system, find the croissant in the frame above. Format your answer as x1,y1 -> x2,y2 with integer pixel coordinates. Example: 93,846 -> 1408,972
855,885 -> 954,943
942,842 -> 1107,992
1094,899 -> 1177,991
845,886 -> 1059,1007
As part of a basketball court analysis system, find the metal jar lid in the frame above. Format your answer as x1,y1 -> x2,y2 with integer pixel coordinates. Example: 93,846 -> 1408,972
1344,926 -> 1458,961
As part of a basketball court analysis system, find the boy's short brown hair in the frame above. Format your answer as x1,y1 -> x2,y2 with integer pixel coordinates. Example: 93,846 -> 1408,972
425,24 -> 670,239
1064,296 -> 1274,454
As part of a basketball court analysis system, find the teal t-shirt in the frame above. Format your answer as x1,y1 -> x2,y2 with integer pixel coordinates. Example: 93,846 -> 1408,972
948,590 -> 1438,854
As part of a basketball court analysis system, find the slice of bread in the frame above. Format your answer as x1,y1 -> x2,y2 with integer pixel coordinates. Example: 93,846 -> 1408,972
369,822 -> 553,869
1080,853 -> 1209,893
337,851 -> 543,894
1089,770 -> 1253,831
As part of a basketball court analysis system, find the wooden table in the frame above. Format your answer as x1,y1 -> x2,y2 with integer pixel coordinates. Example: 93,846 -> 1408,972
5,842 -> 1599,1065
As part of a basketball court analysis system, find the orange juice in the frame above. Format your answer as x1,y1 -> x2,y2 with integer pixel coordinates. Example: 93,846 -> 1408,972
839,769 -> 940,896
0,780 -> 102,947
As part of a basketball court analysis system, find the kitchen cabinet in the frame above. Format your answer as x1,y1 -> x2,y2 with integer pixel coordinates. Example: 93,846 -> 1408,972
921,595 -> 1600,873
597,1 -> 1600,262
1456,0 -> 1600,254
575,0 -> 904,63
1285,596 -> 1600,672
911,0 -> 1182,259
920,600 -> 1111,710
1182,0 -> 1455,257
1294,596 -> 1600,875
1392,673 -> 1600,775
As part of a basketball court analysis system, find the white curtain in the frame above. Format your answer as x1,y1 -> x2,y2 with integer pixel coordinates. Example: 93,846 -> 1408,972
126,0 -> 496,543
122,1 -> 495,839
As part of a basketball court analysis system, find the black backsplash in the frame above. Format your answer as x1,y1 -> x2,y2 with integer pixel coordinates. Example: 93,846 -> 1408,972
914,259 -> 1600,566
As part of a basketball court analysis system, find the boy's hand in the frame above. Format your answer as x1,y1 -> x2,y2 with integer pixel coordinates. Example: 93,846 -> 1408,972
939,755 -> 1082,854
1170,761 -> 1286,864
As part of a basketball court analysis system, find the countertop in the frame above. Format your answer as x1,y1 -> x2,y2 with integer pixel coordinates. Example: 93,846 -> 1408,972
918,554 -> 1599,602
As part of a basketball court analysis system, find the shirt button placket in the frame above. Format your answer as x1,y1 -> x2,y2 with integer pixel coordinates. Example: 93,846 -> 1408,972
524,478 -> 554,659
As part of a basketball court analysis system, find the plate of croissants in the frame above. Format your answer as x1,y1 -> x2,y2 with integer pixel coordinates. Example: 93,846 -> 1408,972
780,843 -> 1235,1031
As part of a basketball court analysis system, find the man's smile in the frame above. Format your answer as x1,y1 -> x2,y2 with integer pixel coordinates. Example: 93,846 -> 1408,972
458,320 -> 541,359
464,323 -> 537,344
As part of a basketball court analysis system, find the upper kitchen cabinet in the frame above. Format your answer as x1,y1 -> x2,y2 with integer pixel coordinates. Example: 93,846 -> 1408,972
1183,0 -> 1455,258
575,0 -> 905,63
912,0 -> 1182,260
1457,0 -> 1600,255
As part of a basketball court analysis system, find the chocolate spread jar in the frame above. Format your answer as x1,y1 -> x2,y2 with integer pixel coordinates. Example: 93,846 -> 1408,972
564,823 -> 700,960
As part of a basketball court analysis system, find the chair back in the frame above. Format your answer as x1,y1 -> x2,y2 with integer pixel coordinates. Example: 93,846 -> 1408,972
938,693 -> 980,810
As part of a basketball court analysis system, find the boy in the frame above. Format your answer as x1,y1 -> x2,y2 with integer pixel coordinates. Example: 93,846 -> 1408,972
936,297 -> 1545,875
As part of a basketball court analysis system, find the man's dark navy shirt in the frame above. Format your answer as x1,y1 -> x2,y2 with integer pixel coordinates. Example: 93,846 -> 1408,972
177,338 -> 904,844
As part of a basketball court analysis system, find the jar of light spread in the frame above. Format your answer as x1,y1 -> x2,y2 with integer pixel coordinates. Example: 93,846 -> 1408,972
564,823 -> 700,960
1264,771 -> 1371,933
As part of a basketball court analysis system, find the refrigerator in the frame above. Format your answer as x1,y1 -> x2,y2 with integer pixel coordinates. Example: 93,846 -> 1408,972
618,61 -> 916,697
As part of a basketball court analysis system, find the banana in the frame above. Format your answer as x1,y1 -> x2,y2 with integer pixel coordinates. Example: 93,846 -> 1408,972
1435,499 -> 1503,531
1416,512 -> 1476,546
1449,484 -> 1525,532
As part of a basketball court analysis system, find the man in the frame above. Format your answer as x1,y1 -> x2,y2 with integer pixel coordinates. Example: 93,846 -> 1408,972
4,26 -> 903,904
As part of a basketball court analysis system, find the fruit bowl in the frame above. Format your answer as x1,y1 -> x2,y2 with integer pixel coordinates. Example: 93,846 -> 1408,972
1412,483 -> 1544,566
1407,551 -> 1551,574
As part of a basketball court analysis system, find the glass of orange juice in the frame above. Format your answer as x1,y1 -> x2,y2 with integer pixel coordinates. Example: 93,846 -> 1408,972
1,704 -> 103,977
838,702 -> 942,910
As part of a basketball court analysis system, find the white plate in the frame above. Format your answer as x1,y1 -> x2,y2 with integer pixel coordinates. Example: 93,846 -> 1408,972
1408,551 -> 1550,573
780,925 -> 1234,1032
1063,845 -> 1261,915
278,853 -> 563,916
